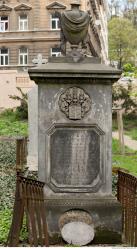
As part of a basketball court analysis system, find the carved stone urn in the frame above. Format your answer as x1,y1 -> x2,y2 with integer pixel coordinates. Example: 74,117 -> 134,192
61,2 -> 90,46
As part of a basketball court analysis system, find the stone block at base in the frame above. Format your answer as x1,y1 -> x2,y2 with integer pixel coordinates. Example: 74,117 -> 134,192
45,196 -> 122,245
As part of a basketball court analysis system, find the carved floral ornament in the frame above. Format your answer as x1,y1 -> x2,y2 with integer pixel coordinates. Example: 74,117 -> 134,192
58,87 -> 91,120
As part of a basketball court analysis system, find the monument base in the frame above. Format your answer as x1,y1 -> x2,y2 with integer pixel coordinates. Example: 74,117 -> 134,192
45,196 -> 122,245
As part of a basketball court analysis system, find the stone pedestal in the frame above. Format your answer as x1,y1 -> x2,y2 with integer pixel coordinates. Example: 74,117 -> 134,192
29,57 -> 122,244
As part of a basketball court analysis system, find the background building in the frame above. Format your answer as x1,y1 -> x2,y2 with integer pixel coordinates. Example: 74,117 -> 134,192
0,0 -> 109,109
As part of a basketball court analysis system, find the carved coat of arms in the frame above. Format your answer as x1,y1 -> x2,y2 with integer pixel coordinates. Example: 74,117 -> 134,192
59,87 -> 91,120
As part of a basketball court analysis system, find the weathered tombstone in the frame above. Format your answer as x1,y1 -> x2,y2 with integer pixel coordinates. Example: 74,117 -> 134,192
27,85 -> 38,171
28,1 -> 122,245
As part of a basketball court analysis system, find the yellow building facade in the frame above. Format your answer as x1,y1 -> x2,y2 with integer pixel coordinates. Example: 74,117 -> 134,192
0,0 -> 108,109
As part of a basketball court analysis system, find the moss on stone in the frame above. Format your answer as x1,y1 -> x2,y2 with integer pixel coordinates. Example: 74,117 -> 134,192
92,228 -> 122,245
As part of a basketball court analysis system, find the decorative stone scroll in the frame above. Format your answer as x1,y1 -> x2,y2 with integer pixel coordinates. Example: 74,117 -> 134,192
59,87 -> 91,120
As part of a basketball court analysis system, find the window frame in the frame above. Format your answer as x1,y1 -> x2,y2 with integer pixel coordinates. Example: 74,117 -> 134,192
51,14 -> 60,30
0,16 -> 9,32
0,48 -> 9,65
51,47 -> 61,57
19,14 -> 28,31
19,47 -> 28,65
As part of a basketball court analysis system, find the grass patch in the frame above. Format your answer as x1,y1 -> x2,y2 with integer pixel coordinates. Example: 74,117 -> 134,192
112,154 -> 137,176
0,208 -> 12,245
113,115 -> 137,141
0,109 -> 28,137
125,128 -> 137,140
112,138 -> 137,175
124,115 -> 137,130
112,138 -> 135,154
0,208 -> 28,246
124,116 -> 137,140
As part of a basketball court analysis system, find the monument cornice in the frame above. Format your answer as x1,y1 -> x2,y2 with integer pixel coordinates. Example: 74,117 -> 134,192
29,59 -> 122,84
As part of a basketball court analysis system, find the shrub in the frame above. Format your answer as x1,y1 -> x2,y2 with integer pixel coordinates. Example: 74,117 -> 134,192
0,111 -> 28,136
123,63 -> 135,73
9,87 -> 28,120
123,63 -> 137,78
112,81 -> 137,115
0,109 -> 16,121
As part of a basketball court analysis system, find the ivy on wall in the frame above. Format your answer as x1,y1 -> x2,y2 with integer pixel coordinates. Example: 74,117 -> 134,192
0,140 -> 16,210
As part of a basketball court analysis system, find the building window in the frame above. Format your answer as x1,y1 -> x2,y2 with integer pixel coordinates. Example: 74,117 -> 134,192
0,48 -> 9,65
19,15 -> 28,31
19,47 -> 28,65
51,13 -> 60,30
51,47 -> 61,57
0,16 -> 9,32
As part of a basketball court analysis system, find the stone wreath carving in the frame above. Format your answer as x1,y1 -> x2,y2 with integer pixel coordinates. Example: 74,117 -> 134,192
59,87 -> 91,120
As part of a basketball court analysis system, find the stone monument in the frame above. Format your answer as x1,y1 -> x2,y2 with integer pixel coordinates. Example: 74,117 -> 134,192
28,1 -> 122,245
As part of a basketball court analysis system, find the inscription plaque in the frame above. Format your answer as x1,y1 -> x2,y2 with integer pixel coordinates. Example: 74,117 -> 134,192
47,124 -> 105,192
